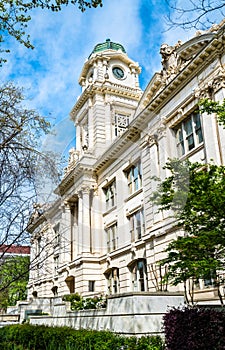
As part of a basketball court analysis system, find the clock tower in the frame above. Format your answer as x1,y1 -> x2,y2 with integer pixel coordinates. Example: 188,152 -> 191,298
70,39 -> 142,158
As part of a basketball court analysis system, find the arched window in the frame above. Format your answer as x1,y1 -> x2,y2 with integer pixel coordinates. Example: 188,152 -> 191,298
65,276 -> 75,294
129,259 -> 148,292
105,267 -> 120,294
32,291 -> 38,298
51,286 -> 58,296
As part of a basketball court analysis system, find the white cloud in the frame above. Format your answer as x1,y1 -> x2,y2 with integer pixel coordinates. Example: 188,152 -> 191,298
2,0 -> 202,160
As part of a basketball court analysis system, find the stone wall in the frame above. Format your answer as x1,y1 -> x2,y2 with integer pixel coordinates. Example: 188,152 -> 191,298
28,292 -> 184,336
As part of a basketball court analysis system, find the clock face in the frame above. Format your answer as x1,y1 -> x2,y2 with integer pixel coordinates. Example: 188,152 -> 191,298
112,67 -> 125,79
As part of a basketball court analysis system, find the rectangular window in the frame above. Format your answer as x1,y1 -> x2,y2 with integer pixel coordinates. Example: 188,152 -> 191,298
106,223 -> 118,253
37,236 -> 41,256
107,268 -> 119,294
175,111 -> 203,157
53,223 -> 60,247
54,255 -> 59,273
103,180 -> 116,211
130,259 -> 147,292
129,208 -> 145,242
203,270 -> 216,288
115,113 -> 129,136
89,280 -> 95,292
126,161 -> 142,195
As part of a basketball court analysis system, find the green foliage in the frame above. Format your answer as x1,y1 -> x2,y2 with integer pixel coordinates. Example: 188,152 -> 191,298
151,159 -> 225,303
199,98 -> 225,127
62,293 -> 107,310
163,306 -> 225,350
0,0 -> 103,63
0,255 -> 30,310
0,324 -> 165,350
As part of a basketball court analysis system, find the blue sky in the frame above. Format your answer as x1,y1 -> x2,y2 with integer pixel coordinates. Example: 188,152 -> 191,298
1,0 -> 220,159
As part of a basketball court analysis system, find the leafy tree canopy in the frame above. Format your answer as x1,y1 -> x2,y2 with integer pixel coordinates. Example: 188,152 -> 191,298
199,98 -> 225,126
0,255 -> 30,310
151,159 -> 225,304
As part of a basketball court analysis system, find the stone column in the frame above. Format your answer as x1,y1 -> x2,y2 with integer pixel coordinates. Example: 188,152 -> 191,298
195,85 -> 222,164
213,74 -> 225,165
81,187 -> 91,253
61,202 -> 71,263
90,187 -> 101,254
77,192 -> 83,255
75,124 -> 81,153
70,201 -> 78,261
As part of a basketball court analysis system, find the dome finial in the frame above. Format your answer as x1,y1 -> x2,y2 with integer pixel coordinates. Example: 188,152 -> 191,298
89,39 -> 126,58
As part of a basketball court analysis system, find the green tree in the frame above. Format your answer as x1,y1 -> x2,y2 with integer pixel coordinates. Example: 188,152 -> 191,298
0,0 -> 103,64
151,159 -> 225,304
199,98 -> 225,126
0,255 -> 30,310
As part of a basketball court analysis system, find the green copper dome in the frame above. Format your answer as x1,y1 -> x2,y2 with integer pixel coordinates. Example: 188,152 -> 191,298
89,39 -> 126,57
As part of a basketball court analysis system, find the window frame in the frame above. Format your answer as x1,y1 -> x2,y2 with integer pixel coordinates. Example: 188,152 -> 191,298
174,110 -> 203,157
103,179 -> 116,211
53,223 -> 60,247
106,223 -> 118,253
115,113 -> 129,137
130,259 -> 148,292
88,280 -> 95,292
106,267 -> 120,294
125,161 -> 142,195
129,208 -> 145,242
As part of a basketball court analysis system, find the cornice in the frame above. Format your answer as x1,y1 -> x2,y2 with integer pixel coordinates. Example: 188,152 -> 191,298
93,30 -> 225,174
56,156 -> 97,196
94,124 -> 140,173
176,32 -> 215,60
139,33 -> 225,117
28,198 -> 61,233
79,51 -> 141,84
139,29 -> 225,115
70,82 -> 142,120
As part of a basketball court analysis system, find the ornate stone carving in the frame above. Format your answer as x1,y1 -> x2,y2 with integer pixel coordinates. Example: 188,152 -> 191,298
194,86 -> 210,99
64,148 -> 80,176
194,70 -> 225,100
140,125 -> 166,149
212,72 -> 225,93
30,203 -> 44,221
160,41 -> 182,83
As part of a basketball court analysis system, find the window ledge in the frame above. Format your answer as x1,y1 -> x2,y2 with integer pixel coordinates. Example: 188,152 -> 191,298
132,239 -> 145,247
125,188 -> 143,202
179,142 -> 204,160
103,205 -> 117,217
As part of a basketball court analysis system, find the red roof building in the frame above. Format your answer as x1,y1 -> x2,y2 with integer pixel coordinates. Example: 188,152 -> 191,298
0,245 -> 30,256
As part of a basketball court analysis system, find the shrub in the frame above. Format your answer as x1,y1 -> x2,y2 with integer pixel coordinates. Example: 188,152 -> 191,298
62,293 -> 107,310
0,324 -> 164,350
163,306 -> 225,350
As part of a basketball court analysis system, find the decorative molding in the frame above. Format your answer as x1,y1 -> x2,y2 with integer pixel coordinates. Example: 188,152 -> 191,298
212,71 -> 225,93
140,126 -> 166,149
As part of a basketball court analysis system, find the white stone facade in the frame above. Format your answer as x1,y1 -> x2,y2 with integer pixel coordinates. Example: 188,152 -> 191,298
28,25 -> 225,305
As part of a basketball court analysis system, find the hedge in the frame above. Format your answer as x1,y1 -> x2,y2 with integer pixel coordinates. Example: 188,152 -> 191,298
163,306 -> 225,350
0,324 -> 165,350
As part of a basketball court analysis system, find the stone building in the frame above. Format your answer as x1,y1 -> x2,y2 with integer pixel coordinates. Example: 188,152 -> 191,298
28,23 -> 225,305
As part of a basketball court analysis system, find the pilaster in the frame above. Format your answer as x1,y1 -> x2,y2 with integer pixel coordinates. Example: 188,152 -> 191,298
60,202 -> 71,263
